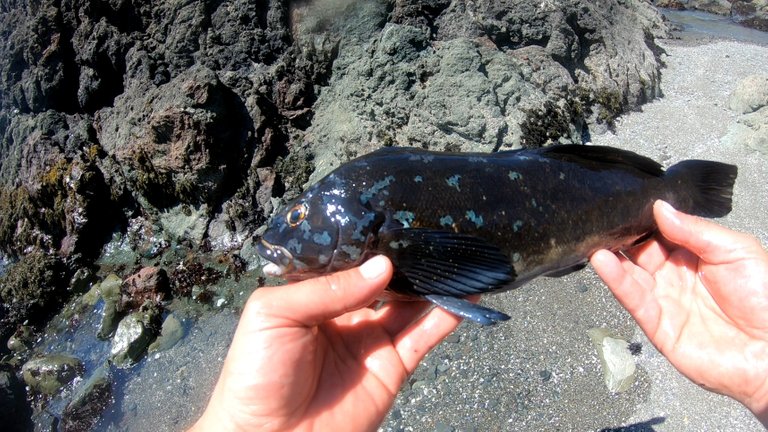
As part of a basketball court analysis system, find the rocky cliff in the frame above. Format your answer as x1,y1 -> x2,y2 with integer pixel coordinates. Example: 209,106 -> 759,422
0,2 -> 670,420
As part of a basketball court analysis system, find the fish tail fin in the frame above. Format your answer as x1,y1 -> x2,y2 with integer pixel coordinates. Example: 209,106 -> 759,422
665,160 -> 737,218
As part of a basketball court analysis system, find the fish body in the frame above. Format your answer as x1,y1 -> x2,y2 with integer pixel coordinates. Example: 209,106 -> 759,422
257,145 -> 737,324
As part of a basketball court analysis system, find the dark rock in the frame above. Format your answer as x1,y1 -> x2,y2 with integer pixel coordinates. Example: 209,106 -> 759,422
0,0 -> 678,356
6,325 -> 34,353
0,252 -> 67,341
21,353 -> 84,396
60,362 -> 112,432
68,267 -> 95,295
170,261 -> 223,298
732,1 -> 768,31
97,300 -> 122,340
0,363 -> 32,432
119,266 -> 170,311
303,0 -> 669,179
0,111 -> 121,261
97,65 -> 254,209
687,0 -> 733,15
654,0 -> 687,10
147,313 -> 184,353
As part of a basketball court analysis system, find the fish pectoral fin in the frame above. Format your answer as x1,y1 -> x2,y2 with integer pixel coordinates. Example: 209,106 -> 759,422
425,295 -> 510,325
377,228 -> 516,296
544,263 -> 587,278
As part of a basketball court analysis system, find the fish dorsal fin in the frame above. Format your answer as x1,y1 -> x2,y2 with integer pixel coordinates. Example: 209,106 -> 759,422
377,228 -> 516,297
539,145 -> 664,177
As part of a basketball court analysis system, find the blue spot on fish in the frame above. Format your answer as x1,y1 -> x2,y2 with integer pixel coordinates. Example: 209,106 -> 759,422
513,220 -> 523,232
414,175 -> 423,183
446,174 -> 461,191
439,215 -> 454,227
388,240 -> 412,250
299,220 -> 312,240
341,244 -> 362,260
286,238 -> 302,254
393,210 -> 416,228
360,175 -> 395,205
312,231 -> 332,246
409,154 -> 435,163
508,171 -> 522,181
351,213 -> 376,241
465,210 -> 484,228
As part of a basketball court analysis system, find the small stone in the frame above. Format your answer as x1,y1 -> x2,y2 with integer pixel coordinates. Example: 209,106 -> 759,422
539,369 -> 552,382
577,284 -> 589,293
110,305 -> 162,368
588,328 -> 636,392
389,407 -> 402,421
148,314 -> 184,353
97,300 -> 122,340
434,422 -> 455,432
120,267 -> 170,311
99,274 -> 123,304
7,325 -> 33,352
21,354 -> 84,396
69,267 -> 95,294
445,333 -> 460,343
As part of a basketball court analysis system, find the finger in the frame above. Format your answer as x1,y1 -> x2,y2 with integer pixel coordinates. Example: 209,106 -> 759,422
376,300 -> 432,338
654,200 -> 757,264
378,296 -> 479,338
393,305 -> 463,374
623,237 -> 670,274
245,255 -> 394,327
590,250 -> 661,334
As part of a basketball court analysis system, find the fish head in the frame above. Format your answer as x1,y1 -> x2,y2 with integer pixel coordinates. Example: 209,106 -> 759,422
257,175 -> 381,280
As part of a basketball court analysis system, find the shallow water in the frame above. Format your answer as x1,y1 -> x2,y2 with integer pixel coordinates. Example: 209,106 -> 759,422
662,9 -> 768,45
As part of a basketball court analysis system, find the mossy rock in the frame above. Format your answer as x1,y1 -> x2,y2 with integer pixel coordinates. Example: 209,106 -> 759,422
0,252 -> 68,338
21,354 -> 84,396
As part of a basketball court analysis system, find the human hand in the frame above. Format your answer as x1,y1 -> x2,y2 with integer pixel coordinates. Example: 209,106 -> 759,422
189,255 -> 463,432
590,200 -> 768,424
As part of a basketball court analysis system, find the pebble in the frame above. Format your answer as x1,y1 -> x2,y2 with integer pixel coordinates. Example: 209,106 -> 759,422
433,422 -> 455,432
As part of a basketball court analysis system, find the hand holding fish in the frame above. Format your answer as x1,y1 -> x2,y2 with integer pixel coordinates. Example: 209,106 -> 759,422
190,255 -> 463,432
591,200 -> 768,425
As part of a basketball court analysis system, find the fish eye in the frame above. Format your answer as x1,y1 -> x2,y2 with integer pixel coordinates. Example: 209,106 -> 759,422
286,203 -> 308,227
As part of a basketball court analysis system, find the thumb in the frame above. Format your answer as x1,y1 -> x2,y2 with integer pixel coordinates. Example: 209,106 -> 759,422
654,200 -> 755,264
245,255 -> 394,327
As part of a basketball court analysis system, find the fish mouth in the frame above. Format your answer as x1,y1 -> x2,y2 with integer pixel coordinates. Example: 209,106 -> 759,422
256,239 -> 295,277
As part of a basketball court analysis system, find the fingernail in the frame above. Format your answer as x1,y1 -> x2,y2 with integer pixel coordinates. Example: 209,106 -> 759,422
657,200 -> 681,225
360,256 -> 387,280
